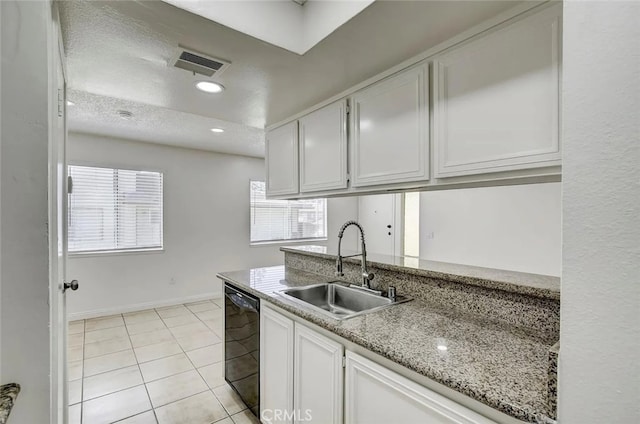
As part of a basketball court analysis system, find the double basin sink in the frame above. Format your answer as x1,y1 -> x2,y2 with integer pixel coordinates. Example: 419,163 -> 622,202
278,282 -> 410,320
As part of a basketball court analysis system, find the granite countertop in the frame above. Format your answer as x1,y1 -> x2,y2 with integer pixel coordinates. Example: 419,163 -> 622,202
218,266 -> 555,424
282,245 -> 561,300
0,383 -> 20,424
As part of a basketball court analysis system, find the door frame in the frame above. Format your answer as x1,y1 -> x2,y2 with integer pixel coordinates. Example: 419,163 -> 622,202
48,2 -> 69,423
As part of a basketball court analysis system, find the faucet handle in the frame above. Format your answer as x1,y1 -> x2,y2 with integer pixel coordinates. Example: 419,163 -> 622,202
363,272 -> 374,281
335,271 -> 345,277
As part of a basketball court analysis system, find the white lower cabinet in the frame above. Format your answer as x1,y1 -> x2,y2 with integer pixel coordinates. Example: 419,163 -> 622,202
344,351 -> 495,424
261,305 -> 496,424
260,305 -> 294,424
294,323 -> 344,424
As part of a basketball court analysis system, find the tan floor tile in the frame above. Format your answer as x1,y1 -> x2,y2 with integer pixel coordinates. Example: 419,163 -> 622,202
69,403 -> 81,424
85,337 -> 132,359
84,349 -> 137,377
198,362 -> 224,389
162,313 -> 199,328
83,365 -> 143,400
168,321 -> 209,339
176,330 -> 221,351
211,298 -> 224,308
215,418 -> 234,424
186,343 -> 223,368
85,326 -> 129,344
127,319 -> 167,335
195,309 -> 223,321
68,320 -> 85,335
134,340 -> 183,364
213,384 -> 246,415
155,391 -> 227,424
139,353 -> 194,382
68,332 -> 84,348
85,315 -> 124,332
115,410 -> 158,424
124,309 -> 161,325
130,328 -> 174,349
146,369 -> 209,408
68,360 -> 83,381
156,305 -> 192,319
186,301 -> 218,313
68,345 -> 84,362
69,379 -> 82,405
231,410 -> 260,424
202,317 -> 223,332
82,385 -> 151,424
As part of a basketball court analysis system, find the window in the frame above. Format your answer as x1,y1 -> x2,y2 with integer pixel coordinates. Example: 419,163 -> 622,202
250,180 -> 327,244
68,165 -> 164,253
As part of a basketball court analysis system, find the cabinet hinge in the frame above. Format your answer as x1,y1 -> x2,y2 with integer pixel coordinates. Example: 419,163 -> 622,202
67,175 -> 73,194
345,104 -> 350,114
342,356 -> 346,368
57,89 -> 64,118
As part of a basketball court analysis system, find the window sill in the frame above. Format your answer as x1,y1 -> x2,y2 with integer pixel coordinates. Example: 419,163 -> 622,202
250,238 -> 328,247
69,248 -> 165,259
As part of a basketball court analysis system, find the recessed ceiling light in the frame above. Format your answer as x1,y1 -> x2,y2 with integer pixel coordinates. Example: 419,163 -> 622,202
210,128 -> 225,133
66,100 -> 75,106
437,345 -> 448,351
196,81 -> 225,93
116,110 -> 134,120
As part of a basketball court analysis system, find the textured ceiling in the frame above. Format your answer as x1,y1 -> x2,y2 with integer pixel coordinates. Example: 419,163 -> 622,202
59,0 -> 523,155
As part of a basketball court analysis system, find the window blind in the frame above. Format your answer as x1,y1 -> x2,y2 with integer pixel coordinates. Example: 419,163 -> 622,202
68,165 -> 164,253
250,180 -> 327,243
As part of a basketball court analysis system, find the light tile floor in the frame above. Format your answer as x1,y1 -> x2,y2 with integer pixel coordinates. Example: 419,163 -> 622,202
67,299 -> 260,424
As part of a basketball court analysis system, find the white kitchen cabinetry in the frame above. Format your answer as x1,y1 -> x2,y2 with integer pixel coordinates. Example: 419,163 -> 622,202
299,100 -> 348,193
432,4 -> 561,178
294,323 -> 344,424
266,121 -> 299,196
350,63 -> 430,188
260,305 -> 294,424
345,351 -> 496,424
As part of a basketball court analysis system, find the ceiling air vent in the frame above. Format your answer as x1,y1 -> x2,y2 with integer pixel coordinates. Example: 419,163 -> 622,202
171,46 -> 230,77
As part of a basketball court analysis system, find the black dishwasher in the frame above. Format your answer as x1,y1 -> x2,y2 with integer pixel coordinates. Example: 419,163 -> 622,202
224,283 -> 259,418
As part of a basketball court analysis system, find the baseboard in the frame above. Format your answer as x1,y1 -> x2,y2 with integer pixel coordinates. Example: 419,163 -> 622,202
67,292 -> 222,321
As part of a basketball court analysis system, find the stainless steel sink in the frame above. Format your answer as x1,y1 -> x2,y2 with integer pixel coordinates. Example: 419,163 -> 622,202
277,282 -> 410,320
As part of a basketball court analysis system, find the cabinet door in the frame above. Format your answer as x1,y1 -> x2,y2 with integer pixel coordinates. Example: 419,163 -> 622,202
260,305 -> 294,424
345,351 -> 496,424
266,121 -> 299,196
294,323 -> 344,424
299,100 -> 348,193
351,63 -> 430,187
433,5 -> 561,178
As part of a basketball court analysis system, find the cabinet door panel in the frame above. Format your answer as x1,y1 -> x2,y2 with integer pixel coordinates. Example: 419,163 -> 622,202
345,351 -> 495,424
299,100 -> 348,193
433,5 -> 561,178
266,121 -> 299,196
294,323 -> 343,424
260,305 -> 294,424
351,64 -> 430,187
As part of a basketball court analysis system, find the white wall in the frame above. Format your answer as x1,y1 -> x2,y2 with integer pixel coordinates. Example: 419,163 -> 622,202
419,183 -> 561,276
0,1 -> 52,422
67,133 -> 358,318
559,1 -> 640,423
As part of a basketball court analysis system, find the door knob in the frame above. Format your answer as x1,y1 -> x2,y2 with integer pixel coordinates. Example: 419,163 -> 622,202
63,280 -> 79,292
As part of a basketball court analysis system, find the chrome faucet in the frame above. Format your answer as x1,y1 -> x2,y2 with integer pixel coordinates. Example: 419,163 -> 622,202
336,220 -> 376,292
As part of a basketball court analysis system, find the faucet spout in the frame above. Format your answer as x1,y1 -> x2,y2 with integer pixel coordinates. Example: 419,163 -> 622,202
336,220 -> 375,289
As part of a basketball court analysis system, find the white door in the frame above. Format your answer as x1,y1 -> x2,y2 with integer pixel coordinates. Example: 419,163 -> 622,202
358,194 -> 400,257
50,7 -> 75,424
260,305 -> 294,424
293,323 -> 344,424
350,63 -> 430,188
345,351 -> 496,424
299,100 -> 348,193
266,121 -> 299,197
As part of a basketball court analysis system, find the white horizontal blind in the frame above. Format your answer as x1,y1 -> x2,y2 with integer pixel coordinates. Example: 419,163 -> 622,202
250,180 -> 327,243
68,165 -> 163,253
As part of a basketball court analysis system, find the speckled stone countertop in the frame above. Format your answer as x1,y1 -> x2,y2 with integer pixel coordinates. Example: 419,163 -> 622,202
282,246 -> 560,301
0,383 -> 20,424
217,266 -> 556,423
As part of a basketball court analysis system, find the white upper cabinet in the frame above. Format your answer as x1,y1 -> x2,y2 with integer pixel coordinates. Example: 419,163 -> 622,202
266,121 -> 299,196
432,5 -> 562,178
299,100 -> 348,193
350,63 -> 430,188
